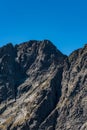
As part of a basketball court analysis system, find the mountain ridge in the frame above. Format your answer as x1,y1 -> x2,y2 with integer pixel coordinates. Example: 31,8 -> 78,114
0,40 -> 87,130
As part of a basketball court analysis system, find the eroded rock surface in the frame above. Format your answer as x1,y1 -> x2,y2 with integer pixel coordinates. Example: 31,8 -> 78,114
0,40 -> 86,130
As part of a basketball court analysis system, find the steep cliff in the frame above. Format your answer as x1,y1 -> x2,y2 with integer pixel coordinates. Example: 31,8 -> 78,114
0,40 -> 86,130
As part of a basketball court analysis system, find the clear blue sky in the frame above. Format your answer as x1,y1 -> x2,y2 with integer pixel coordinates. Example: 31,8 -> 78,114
0,0 -> 87,55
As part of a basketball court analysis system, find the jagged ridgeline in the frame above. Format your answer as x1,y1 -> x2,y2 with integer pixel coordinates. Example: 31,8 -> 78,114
0,40 -> 87,130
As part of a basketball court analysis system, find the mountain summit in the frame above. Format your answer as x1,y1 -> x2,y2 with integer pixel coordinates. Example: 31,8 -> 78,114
0,40 -> 87,130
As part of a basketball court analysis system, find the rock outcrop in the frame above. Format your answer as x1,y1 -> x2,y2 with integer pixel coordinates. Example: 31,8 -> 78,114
0,40 -> 86,130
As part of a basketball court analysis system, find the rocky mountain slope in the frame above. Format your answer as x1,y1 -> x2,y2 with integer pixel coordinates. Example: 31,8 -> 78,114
0,40 -> 87,130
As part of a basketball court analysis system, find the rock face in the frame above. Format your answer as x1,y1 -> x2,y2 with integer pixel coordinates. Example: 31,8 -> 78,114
0,40 -> 87,130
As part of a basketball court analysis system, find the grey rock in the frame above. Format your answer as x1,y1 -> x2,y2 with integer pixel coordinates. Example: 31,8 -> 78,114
0,40 -> 86,130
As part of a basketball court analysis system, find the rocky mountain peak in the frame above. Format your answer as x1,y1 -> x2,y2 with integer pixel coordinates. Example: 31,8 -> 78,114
0,40 -> 87,130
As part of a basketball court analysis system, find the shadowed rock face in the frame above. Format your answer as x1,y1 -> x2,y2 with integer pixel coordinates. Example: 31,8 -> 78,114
0,40 -> 86,130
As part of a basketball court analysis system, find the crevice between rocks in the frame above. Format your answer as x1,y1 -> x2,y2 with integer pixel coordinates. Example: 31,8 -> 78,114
28,67 -> 63,130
